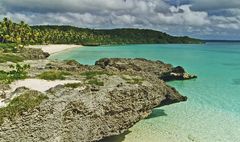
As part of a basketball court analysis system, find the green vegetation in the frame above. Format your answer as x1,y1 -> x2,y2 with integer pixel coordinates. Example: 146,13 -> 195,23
0,43 -> 16,52
0,43 -> 23,63
64,83 -> 82,88
80,71 -> 110,86
0,53 -> 23,63
0,18 -> 202,47
122,76 -> 144,85
32,26 -> 202,45
0,64 -> 30,84
81,71 -> 112,79
87,79 -> 104,86
0,90 -> 48,125
38,70 -> 71,80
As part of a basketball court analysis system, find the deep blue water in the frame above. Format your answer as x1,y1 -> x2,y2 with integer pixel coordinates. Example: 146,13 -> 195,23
50,43 -> 240,142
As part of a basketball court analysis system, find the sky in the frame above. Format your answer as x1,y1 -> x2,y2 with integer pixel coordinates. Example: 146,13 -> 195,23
0,0 -> 240,40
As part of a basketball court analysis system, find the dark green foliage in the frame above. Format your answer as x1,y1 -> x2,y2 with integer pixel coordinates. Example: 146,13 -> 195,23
0,64 -> 30,84
0,18 -> 202,46
0,90 -> 48,125
31,26 -> 202,45
38,70 -> 71,80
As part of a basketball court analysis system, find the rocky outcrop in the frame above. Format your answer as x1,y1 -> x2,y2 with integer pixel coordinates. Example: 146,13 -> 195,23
95,58 -> 197,81
0,58 -> 195,142
160,66 -> 197,81
19,48 -> 50,60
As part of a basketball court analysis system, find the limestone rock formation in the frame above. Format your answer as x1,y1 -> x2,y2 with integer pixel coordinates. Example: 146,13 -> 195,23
0,58 -> 195,142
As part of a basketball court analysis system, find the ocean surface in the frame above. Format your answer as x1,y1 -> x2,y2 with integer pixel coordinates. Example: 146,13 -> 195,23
50,43 -> 240,142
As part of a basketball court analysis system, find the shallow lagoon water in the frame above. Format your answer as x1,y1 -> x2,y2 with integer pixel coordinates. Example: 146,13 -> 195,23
50,43 -> 240,142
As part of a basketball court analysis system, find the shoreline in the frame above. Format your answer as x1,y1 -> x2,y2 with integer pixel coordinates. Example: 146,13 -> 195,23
26,44 -> 83,55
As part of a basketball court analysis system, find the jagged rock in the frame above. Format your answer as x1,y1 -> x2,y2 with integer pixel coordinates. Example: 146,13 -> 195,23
161,66 -> 197,81
19,48 -> 50,60
96,58 -> 197,81
0,58 -> 196,142
172,66 -> 185,73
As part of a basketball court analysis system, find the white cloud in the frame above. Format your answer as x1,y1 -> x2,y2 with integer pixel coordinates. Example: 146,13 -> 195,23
0,0 -> 240,39
217,23 -> 239,29
150,5 -> 210,26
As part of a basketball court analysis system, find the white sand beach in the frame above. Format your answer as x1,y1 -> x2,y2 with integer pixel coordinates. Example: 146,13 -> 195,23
27,44 -> 83,54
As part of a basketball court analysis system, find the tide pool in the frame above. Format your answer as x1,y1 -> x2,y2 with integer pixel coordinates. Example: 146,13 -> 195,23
50,43 -> 240,142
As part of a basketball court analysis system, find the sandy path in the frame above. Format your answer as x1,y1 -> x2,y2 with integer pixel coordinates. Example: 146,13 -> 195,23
27,44 -> 82,54
9,79 -> 81,93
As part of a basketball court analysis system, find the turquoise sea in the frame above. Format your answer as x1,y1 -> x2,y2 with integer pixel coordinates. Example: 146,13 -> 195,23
50,43 -> 240,142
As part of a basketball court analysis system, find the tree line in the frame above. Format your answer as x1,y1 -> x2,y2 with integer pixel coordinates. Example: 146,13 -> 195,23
0,18 -> 202,47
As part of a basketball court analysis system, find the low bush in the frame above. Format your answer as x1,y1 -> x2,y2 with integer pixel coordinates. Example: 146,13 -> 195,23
0,53 -> 23,63
38,70 -> 71,80
0,64 -> 30,84
0,90 -> 48,125
64,83 -> 82,88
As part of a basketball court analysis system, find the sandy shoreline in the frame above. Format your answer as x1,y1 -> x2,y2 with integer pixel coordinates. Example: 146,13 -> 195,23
27,44 -> 83,54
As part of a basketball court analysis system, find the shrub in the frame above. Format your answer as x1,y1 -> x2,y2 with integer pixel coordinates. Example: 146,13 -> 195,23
64,83 -> 82,88
0,90 -> 48,125
38,70 -> 71,80
0,53 -> 23,63
0,43 -> 17,53
0,64 -> 30,84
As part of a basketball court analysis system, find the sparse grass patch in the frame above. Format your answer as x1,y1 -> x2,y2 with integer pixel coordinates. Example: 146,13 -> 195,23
0,43 -> 16,52
0,53 -> 23,63
64,82 -> 82,88
38,70 -> 71,80
81,71 -> 110,86
0,90 -> 48,125
81,71 -> 112,80
87,79 -> 104,86
122,76 -> 144,85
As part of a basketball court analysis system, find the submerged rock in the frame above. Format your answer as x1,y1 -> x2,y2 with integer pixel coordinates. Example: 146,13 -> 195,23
0,58 -> 196,142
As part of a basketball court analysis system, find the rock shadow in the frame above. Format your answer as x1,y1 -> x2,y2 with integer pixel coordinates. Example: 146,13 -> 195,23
99,131 -> 131,142
145,109 -> 167,119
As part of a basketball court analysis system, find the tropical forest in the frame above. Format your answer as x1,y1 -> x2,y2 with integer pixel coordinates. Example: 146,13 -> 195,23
0,18 -> 202,47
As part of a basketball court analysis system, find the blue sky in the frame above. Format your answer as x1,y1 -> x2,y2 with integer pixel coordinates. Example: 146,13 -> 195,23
0,0 -> 240,40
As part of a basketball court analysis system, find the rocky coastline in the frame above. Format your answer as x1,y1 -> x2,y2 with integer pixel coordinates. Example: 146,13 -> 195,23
0,49 -> 196,142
